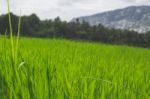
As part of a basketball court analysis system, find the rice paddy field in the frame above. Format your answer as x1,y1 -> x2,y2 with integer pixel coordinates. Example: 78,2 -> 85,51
0,37 -> 150,99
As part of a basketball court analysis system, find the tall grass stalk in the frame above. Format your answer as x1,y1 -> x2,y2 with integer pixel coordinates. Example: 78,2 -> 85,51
7,0 -> 21,64
7,0 -> 15,63
6,0 -> 22,90
16,12 -> 21,61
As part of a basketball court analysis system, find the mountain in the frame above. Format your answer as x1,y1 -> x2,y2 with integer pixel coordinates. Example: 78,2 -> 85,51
72,5 -> 150,33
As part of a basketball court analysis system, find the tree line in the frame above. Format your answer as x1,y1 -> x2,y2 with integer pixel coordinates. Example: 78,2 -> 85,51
0,13 -> 150,48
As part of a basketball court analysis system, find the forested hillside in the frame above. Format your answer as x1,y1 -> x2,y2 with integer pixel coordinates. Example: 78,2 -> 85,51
0,13 -> 150,47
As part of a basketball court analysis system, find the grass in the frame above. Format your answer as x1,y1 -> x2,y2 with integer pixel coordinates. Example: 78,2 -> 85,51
0,38 -> 150,99
0,0 -> 149,98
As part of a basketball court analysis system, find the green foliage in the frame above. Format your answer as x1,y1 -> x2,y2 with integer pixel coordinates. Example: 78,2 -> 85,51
0,1 -> 149,98
0,13 -> 150,48
0,38 -> 150,99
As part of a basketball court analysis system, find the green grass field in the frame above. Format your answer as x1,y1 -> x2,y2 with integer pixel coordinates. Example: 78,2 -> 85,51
0,37 -> 149,99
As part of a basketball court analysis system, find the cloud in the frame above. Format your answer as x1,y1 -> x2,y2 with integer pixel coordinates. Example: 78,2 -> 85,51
0,0 -> 150,21
124,0 -> 150,2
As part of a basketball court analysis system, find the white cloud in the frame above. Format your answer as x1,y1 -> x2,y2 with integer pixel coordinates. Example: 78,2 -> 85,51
0,0 -> 150,21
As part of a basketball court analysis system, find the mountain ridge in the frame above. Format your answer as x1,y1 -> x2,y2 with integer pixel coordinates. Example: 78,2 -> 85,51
72,5 -> 150,33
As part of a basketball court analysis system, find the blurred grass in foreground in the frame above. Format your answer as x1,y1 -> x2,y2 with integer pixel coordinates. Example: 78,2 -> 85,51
0,38 -> 149,99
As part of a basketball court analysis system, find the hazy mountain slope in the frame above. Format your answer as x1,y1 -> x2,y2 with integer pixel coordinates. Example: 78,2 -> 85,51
72,6 -> 150,33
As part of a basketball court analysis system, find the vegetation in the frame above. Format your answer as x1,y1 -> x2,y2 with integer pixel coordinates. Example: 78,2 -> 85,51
0,13 -> 150,48
0,38 -> 150,98
0,0 -> 149,98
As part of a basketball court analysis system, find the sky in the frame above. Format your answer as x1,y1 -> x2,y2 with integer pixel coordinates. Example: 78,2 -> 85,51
1,0 -> 150,21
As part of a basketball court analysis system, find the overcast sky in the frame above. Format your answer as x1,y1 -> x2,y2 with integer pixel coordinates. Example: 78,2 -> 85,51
1,0 -> 150,21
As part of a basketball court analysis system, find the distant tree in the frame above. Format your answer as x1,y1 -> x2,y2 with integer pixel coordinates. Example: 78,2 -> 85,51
0,13 -> 149,48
